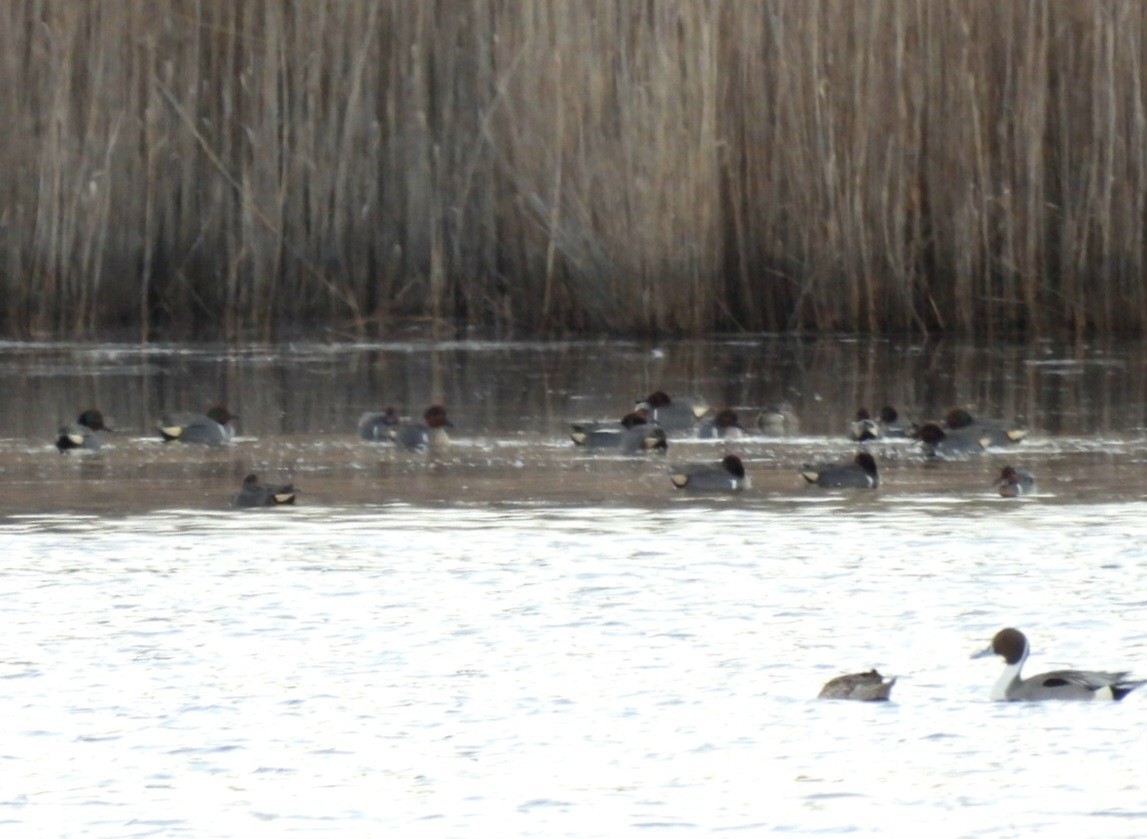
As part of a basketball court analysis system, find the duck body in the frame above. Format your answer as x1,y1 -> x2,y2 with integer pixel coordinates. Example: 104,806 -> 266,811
973,627 -> 1145,701
232,474 -> 297,508
159,405 -> 236,446
849,409 -> 881,442
996,465 -> 1035,497
56,408 -> 109,453
756,402 -> 800,437
915,422 -> 989,458
801,452 -> 879,488
877,405 -> 911,438
572,411 -> 667,454
697,408 -> 746,440
393,404 -> 452,452
670,454 -> 747,492
818,670 -> 896,701
636,391 -> 708,434
358,407 -> 401,442
944,408 -> 1027,447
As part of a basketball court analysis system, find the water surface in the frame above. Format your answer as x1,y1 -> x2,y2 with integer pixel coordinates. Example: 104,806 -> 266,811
2,337 -> 1146,836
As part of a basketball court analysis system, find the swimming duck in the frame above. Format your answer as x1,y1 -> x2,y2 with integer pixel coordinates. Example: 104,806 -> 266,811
972,627 -> 1145,701
158,404 -> 237,445
996,465 -> 1035,497
756,401 -> 800,436
358,407 -> 401,442
800,451 -> 879,488
697,408 -> 746,440
232,473 -> 297,507
914,422 -> 990,458
572,411 -> 668,455
849,409 -> 881,442
669,454 -> 748,492
944,408 -> 1027,447
818,670 -> 896,701
393,404 -> 453,452
877,405 -> 911,438
636,391 -> 708,433
56,408 -> 109,453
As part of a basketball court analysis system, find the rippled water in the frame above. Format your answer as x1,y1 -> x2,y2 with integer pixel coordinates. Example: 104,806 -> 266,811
2,337 -> 1147,836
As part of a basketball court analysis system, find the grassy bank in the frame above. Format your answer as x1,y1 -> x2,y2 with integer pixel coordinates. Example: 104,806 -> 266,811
1,1 -> 1144,339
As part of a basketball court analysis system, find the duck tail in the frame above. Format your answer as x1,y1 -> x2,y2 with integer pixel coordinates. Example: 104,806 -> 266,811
1111,679 -> 1146,702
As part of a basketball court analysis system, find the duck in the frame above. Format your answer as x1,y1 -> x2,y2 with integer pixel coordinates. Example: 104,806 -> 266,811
56,408 -> 109,453
876,405 -> 911,438
756,401 -> 800,436
635,391 -> 709,433
818,670 -> 896,701
669,454 -> 748,492
800,451 -> 879,488
358,407 -> 401,442
572,411 -> 668,455
697,408 -> 747,440
232,473 -> 297,508
158,404 -> 237,445
972,627 -> 1145,701
944,408 -> 1027,447
914,422 -> 990,458
996,465 -> 1035,497
393,404 -> 452,452
849,409 -> 881,442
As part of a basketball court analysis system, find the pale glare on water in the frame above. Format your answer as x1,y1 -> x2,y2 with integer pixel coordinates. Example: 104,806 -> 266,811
1,337 -> 1146,837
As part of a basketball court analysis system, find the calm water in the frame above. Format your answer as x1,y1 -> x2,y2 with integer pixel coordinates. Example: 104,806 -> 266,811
2,336 -> 1147,837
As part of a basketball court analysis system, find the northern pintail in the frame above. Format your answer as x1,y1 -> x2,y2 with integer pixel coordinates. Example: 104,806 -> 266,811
972,627 -> 1145,701
394,404 -> 452,452
232,473 -> 297,507
818,670 -> 896,701
944,408 -> 1027,447
996,465 -> 1035,497
158,404 -> 237,445
800,451 -> 879,488
697,408 -> 747,440
56,408 -> 109,453
756,401 -> 800,436
358,407 -> 401,442
636,391 -> 709,433
669,454 -> 748,492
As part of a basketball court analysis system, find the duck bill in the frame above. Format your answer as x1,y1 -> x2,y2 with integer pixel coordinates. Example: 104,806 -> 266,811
970,644 -> 995,660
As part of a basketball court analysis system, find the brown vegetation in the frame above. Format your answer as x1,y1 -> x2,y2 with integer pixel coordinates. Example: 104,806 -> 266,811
1,1 -> 1144,339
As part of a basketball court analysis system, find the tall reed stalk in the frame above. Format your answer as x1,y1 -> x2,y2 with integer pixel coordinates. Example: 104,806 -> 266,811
1,0 -> 1146,339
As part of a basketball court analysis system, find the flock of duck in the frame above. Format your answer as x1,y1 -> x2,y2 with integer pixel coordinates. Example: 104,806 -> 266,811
566,391 -> 1034,496
54,392 -> 1032,500
51,390 -> 1141,703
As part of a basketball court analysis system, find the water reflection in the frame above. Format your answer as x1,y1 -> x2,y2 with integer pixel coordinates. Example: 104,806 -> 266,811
3,336 -> 1146,437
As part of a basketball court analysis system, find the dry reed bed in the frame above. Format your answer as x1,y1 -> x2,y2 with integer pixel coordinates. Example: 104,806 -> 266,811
0,1 -> 1144,338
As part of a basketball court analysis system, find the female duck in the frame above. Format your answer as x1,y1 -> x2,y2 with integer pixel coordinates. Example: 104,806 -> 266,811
818,670 -> 896,701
